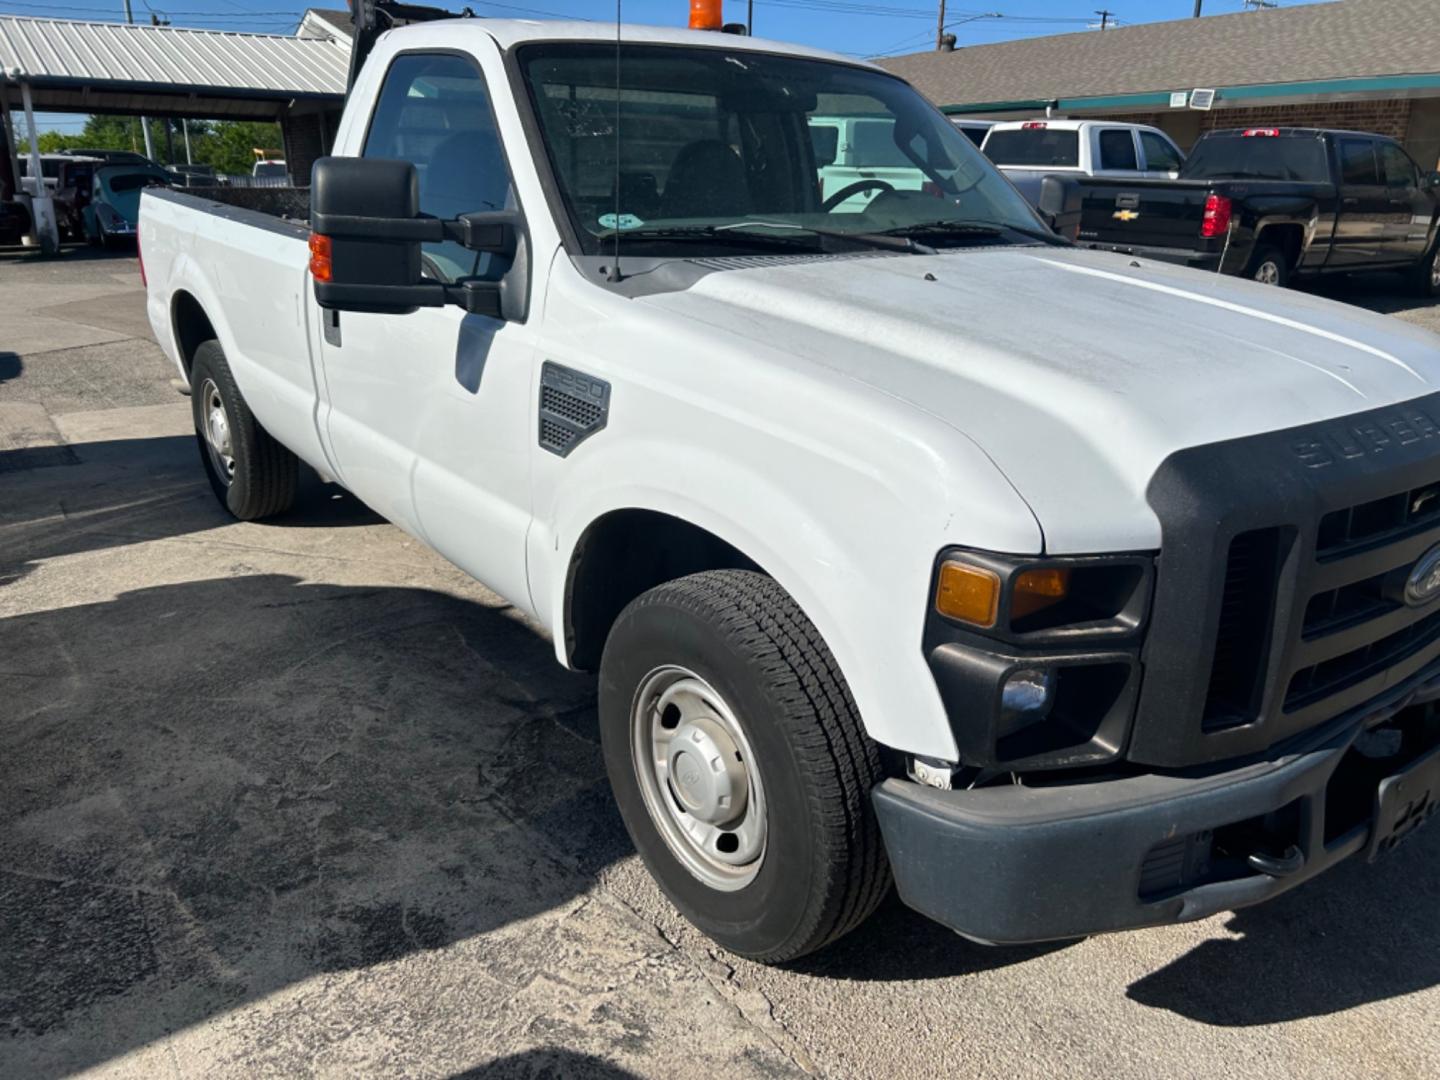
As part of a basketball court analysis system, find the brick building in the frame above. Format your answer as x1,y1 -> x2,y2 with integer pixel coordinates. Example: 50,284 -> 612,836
879,0 -> 1440,169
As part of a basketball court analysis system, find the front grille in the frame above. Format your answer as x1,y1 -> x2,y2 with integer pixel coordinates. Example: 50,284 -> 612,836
1287,607 -> 1440,711
1277,482 -> 1440,719
1316,480 -> 1440,559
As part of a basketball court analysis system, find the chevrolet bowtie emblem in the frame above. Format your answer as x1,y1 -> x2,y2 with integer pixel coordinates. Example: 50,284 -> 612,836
1113,209 -> 1140,222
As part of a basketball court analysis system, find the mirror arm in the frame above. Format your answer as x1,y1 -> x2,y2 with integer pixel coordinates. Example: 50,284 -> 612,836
311,211 -> 445,242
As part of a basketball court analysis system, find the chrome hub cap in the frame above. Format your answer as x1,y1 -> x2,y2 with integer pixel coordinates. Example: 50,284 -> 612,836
631,666 -> 766,891
200,378 -> 235,487
1254,260 -> 1281,285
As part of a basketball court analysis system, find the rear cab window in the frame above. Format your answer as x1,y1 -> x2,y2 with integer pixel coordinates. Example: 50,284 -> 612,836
982,126 -> 1080,168
1181,134 -> 1330,182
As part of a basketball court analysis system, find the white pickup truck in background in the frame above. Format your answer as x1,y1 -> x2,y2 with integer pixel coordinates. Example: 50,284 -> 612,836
141,8 -> 1440,963
981,118 -> 1185,206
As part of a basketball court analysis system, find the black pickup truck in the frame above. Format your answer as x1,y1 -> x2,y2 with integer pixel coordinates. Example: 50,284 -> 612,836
1047,127 -> 1440,294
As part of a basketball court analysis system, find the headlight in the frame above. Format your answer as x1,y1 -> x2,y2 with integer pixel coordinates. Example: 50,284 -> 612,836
924,548 -> 1154,771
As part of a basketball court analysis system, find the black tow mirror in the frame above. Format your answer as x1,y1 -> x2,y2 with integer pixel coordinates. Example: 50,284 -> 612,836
309,157 -> 526,319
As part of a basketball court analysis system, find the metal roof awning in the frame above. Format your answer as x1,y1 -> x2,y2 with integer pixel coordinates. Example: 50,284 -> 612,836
0,15 -> 347,119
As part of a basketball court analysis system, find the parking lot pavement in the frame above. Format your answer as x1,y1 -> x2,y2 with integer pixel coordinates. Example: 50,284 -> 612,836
3,246 -> 1440,1080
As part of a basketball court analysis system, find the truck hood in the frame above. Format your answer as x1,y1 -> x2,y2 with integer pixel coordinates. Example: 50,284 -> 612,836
646,246 -> 1440,552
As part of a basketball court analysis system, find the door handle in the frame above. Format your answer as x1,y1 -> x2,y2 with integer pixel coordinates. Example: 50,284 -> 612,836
1342,196 -> 1360,206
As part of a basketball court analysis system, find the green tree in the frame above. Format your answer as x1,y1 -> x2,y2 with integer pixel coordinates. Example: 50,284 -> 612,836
19,115 -> 284,177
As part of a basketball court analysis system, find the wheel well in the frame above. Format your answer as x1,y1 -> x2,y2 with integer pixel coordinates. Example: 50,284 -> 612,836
565,510 -> 759,670
1255,223 -> 1304,268
172,291 -> 216,378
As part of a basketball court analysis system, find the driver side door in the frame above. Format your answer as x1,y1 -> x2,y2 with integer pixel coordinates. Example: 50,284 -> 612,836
314,50 -> 537,607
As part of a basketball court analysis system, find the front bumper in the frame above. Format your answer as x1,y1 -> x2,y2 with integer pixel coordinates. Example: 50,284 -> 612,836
874,701 -> 1440,944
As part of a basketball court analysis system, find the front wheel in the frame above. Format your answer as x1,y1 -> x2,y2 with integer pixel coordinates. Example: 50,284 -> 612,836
190,340 -> 297,520
599,570 -> 890,962
1245,243 -> 1290,287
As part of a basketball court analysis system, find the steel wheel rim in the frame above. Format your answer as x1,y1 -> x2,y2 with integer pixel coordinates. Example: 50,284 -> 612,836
1430,250 -> 1440,289
199,378 -> 235,487
630,665 -> 767,891
1255,260 -> 1281,285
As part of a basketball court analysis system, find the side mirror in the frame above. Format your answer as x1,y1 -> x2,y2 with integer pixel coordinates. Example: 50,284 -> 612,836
309,157 -> 525,319
1425,171 -> 1440,191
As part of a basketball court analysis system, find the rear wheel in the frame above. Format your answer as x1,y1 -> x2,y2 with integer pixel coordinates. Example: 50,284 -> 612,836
1245,243 -> 1290,287
190,340 -> 297,520
1413,241 -> 1440,298
599,570 -> 890,962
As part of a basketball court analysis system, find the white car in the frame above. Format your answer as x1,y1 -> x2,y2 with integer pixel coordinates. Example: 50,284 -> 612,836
949,116 -> 997,147
981,118 -> 1185,205
140,12 -> 1440,963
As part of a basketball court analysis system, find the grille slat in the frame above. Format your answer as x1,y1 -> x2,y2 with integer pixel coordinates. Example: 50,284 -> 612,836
1202,528 -> 1286,733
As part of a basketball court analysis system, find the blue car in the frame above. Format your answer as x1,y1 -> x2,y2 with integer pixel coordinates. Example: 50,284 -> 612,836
84,163 -> 171,248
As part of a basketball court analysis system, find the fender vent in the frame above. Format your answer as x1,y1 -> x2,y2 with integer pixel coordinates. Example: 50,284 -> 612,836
539,362 -> 609,458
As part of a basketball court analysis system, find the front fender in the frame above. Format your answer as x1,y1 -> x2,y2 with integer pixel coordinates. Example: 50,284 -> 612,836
534,426 -> 1041,762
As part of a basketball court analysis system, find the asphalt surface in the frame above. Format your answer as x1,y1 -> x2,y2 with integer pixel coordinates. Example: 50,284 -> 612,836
3,245 -> 1440,1080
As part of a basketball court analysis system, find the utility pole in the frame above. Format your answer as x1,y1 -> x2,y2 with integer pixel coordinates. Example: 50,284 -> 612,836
1095,8 -> 1113,30
122,1 -> 156,161
747,0 -> 753,35
936,0 -> 945,49
182,118 -> 192,164
1193,1 -> 1203,15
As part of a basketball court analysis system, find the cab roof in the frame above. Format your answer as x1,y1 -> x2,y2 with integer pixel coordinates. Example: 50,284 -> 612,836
423,17 -> 876,68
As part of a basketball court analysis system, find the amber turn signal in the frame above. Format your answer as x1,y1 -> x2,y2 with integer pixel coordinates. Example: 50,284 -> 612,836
308,233 -> 333,282
935,561 -> 1001,628
1012,567 -> 1071,620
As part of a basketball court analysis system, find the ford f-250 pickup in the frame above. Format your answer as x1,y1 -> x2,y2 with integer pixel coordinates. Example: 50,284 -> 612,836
140,6 -> 1440,962
1050,127 -> 1440,292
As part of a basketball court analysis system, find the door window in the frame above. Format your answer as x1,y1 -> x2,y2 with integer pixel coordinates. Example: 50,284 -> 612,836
1139,131 -> 1182,172
1098,129 -> 1139,171
1379,142 -> 1420,192
1338,138 -> 1381,186
363,52 -> 515,283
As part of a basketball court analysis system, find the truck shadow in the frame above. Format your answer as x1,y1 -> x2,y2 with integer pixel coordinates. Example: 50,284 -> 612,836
0,572 -> 624,1077
1,434 -> 382,588
1126,825 -> 1440,1024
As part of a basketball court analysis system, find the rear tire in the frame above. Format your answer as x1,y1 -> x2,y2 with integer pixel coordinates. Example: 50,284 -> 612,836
598,570 -> 890,963
1245,243 -> 1290,287
190,339 -> 297,520
1413,241 -> 1440,298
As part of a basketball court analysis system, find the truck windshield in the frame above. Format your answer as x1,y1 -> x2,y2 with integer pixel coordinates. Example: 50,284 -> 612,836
1181,135 -> 1330,182
517,43 -> 1045,256
981,128 -> 1080,168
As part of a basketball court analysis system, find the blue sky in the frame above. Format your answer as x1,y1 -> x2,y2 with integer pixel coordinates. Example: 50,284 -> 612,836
19,0 -> 1331,133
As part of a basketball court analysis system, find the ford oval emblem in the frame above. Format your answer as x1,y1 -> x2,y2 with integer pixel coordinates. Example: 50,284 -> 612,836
1405,543 -> 1440,606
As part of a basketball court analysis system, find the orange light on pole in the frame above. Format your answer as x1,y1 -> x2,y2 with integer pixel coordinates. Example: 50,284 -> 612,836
690,0 -> 723,30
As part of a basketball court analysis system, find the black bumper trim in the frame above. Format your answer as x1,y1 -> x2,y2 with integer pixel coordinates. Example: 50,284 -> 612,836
872,716 -> 1404,945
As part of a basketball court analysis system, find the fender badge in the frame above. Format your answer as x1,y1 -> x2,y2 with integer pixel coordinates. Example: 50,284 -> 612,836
1404,542 -> 1440,607
1113,209 -> 1140,222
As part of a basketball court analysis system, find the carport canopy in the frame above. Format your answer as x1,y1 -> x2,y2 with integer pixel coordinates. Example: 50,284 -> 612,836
0,15 -> 347,120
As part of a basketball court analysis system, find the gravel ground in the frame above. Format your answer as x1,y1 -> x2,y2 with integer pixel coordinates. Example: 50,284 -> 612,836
2,245 -> 1439,1080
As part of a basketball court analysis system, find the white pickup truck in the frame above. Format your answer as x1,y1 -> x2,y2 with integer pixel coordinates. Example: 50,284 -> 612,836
981,118 -> 1185,206
141,10 -> 1440,963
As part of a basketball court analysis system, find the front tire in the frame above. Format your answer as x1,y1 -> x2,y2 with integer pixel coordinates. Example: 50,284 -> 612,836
190,340 -> 297,520
599,570 -> 889,962
1245,243 -> 1290,287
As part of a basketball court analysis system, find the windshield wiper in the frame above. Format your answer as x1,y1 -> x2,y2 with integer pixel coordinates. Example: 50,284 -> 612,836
592,225 -> 824,251
593,222 -> 935,256
880,219 -> 1070,247
715,220 -> 937,255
